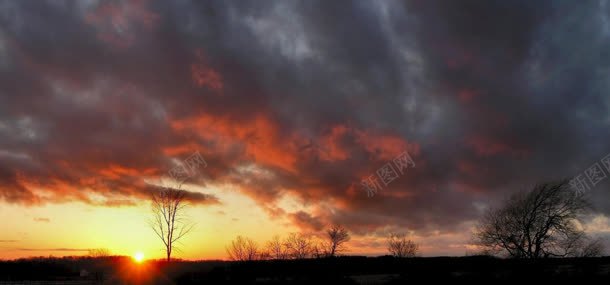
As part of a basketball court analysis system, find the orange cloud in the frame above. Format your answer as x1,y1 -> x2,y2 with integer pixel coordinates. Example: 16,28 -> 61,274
8,161 -> 218,207
318,125 -> 350,161
171,113 -> 300,172
355,129 -> 420,161
316,124 -> 420,163
98,164 -> 150,180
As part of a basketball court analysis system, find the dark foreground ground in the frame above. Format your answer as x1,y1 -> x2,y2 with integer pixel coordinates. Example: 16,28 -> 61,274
1,256 -> 610,284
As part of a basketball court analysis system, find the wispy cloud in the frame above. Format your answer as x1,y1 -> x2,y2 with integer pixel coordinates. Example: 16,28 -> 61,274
17,248 -> 90,252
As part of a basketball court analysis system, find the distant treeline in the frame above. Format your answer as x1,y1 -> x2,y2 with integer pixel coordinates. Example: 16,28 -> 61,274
1,255 -> 610,283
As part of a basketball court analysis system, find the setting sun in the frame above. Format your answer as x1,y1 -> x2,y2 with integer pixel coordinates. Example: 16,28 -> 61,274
3,0 -> 610,283
133,252 -> 144,263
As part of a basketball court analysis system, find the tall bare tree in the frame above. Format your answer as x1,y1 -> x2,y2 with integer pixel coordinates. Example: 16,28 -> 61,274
226,236 -> 259,261
474,180 -> 603,258
325,225 -> 350,257
387,233 -> 418,257
150,186 -> 194,262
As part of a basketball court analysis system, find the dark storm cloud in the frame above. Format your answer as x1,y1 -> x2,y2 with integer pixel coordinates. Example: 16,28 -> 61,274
400,0 -> 610,219
1,0 -> 610,242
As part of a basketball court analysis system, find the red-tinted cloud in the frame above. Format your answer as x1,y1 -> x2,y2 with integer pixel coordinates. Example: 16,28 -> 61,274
3,0 -> 610,256
85,0 -> 159,49
191,49 -> 224,91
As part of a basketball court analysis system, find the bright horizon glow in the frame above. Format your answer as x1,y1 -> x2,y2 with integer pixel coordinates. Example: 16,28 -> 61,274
0,187 -> 482,260
133,252 -> 144,263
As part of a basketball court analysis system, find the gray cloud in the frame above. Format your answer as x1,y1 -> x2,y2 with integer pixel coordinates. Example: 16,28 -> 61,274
0,0 -> 610,245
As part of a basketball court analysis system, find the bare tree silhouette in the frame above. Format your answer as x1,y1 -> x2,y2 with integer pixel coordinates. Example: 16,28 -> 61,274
475,180 -> 604,258
265,235 -> 288,260
150,185 -> 194,262
311,237 -> 327,259
226,236 -> 259,261
387,233 -> 418,257
284,233 -> 313,259
325,225 -> 350,257
580,238 -> 605,257
87,248 -> 110,257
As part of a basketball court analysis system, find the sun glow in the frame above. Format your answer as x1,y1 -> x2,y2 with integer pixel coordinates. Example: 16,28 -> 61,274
133,252 -> 145,263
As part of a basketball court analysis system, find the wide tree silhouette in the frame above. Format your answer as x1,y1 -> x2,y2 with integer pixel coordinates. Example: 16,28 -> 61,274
265,235 -> 288,260
226,235 -> 260,261
325,225 -> 350,257
387,233 -> 418,257
284,233 -> 313,259
475,180 -> 603,258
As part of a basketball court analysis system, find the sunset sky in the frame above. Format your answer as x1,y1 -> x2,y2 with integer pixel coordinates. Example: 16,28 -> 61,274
2,0 -> 610,260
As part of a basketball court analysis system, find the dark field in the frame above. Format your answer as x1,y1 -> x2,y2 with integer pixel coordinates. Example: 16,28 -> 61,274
1,256 -> 610,284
